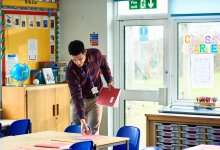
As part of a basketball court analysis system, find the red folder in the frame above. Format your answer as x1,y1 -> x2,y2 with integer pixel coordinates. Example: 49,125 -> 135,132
34,142 -> 71,148
96,87 -> 121,107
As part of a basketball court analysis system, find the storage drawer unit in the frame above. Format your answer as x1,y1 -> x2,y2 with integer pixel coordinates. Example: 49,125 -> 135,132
146,113 -> 220,150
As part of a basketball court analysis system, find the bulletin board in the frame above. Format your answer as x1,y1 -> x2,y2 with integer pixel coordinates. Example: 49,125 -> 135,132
1,0 -> 58,11
1,10 -> 57,85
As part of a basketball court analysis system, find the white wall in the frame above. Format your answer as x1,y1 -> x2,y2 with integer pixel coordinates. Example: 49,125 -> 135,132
59,0 -> 110,61
59,0 -> 114,136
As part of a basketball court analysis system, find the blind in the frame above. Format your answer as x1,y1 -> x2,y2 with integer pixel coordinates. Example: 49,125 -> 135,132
170,0 -> 220,16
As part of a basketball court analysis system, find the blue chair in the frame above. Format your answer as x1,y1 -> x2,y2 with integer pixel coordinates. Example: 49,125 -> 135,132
69,141 -> 93,150
0,123 -> 4,137
6,119 -> 31,136
113,126 -> 140,150
64,124 -> 82,133
142,146 -> 162,150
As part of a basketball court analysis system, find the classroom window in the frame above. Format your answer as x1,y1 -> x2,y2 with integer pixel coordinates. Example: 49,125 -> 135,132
178,21 -> 220,100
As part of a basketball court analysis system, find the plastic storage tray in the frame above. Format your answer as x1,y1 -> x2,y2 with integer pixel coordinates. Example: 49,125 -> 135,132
206,133 -> 220,140
156,123 -> 178,131
180,138 -> 203,146
156,136 -> 178,144
157,130 -> 178,138
180,125 -> 204,133
206,126 -> 220,134
181,132 -> 203,139
156,143 -> 178,150
206,140 -> 219,145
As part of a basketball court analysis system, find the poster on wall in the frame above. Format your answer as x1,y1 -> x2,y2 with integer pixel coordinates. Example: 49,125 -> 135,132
21,15 -> 27,28
13,15 -> 20,28
50,45 -> 55,61
5,14 -> 12,28
28,16 -> 34,28
1,0 -> 58,11
191,54 -> 214,88
6,54 -> 18,85
50,30 -> 55,44
43,16 -> 48,28
28,39 -> 38,60
50,16 -> 55,29
90,32 -> 99,46
36,16 -> 41,28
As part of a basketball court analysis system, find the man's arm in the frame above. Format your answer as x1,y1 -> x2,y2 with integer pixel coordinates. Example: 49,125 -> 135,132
66,66 -> 86,120
100,54 -> 113,85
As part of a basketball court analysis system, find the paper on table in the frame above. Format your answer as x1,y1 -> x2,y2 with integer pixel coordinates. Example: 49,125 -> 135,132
16,147 -> 44,150
34,141 -> 71,148
75,135 -> 105,140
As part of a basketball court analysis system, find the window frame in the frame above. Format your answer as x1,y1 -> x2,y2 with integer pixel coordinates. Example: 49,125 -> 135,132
170,15 -> 220,106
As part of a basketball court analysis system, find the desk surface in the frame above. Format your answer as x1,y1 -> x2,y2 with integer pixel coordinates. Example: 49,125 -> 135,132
185,144 -> 220,150
0,131 -> 129,150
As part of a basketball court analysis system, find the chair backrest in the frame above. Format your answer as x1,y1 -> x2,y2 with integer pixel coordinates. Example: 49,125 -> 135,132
0,123 -> 4,138
113,126 -> 140,150
69,141 -> 93,150
64,124 -> 81,133
6,119 -> 31,136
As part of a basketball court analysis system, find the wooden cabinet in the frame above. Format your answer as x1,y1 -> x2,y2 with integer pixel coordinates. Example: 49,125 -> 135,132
2,84 -> 71,132
146,113 -> 220,149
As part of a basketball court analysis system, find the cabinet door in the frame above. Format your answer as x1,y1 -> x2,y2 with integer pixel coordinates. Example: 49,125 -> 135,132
55,86 -> 71,131
27,88 -> 57,132
2,87 -> 26,119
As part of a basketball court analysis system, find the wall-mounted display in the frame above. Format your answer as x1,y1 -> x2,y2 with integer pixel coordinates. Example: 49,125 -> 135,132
1,0 -> 58,11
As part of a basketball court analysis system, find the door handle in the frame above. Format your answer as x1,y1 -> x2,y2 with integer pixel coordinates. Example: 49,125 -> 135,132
53,104 -> 55,116
56,104 -> 59,116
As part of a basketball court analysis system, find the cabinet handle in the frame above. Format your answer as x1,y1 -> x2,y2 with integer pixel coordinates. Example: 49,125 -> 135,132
57,104 -> 59,116
53,105 -> 55,116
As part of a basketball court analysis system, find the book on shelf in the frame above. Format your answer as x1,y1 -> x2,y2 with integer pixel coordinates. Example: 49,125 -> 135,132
42,68 -> 55,84
96,87 -> 121,107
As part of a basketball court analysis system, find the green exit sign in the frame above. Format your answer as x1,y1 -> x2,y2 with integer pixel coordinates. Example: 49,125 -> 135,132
129,0 -> 157,10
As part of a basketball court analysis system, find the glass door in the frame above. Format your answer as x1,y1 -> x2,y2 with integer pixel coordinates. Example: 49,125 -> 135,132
115,20 -> 168,148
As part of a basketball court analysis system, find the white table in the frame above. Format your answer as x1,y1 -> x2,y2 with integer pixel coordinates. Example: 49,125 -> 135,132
0,131 -> 129,150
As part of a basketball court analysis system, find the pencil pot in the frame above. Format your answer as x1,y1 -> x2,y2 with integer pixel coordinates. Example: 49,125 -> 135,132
30,69 -> 45,84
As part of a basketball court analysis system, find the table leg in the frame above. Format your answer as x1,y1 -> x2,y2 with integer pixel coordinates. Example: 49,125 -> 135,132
126,140 -> 129,150
93,145 -> 97,150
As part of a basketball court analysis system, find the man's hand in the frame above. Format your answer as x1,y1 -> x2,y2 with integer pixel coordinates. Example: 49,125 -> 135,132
108,82 -> 114,91
80,119 -> 91,135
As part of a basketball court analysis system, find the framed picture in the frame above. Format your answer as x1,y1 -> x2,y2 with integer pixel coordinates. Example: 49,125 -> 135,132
42,68 -> 55,84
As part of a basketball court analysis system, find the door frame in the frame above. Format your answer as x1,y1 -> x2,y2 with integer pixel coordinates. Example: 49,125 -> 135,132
113,19 -> 170,132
